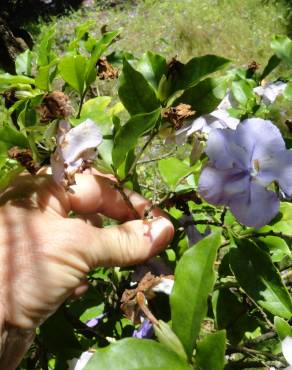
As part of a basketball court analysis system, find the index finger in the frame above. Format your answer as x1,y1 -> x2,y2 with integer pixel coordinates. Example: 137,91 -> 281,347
67,174 -> 163,221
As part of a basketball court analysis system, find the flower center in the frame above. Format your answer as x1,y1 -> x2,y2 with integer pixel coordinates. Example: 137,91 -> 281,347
250,159 -> 260,177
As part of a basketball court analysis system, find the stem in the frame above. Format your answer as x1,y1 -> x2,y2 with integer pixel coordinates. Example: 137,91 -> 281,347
137,150 -> 176,165
76,88 -> 88,119
113,181 -> 141,219
239,230 -> 292,242
124,127 -> 159,182
227,345 -> 284,362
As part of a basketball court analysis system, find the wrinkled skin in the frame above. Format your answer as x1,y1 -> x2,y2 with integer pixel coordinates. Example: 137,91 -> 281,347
0,174 -> 173,369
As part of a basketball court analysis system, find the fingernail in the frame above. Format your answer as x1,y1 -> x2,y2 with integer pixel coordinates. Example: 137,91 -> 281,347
148,217 -> 174,246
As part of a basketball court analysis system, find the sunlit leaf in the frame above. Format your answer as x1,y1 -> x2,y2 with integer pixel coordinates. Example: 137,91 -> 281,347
196,330 -> 226,370
274,316 -> 292,340
15,50 -> 33,76
85,338 -> 191,370
271,35 -> 292,67
118,59 -> 160,115
112,108 -> 161,169
230,239 -> 292,319
137,51 -> 167,91
59,55 -> 87,95
170,232 -> 221,359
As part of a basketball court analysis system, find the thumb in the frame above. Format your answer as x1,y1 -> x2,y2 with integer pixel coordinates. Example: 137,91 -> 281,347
77,216 -> 174,268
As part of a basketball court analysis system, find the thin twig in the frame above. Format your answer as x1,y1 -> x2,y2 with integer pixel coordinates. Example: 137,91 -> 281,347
227,345 -> 284,362
113,182 -> 141,219
137,150 -> 176,165
124,128 -> 159,181
239,230 -> 292,242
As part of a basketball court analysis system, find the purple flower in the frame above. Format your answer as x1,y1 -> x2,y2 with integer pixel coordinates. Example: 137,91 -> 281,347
198,118 -> 292,228
51,119 -> 102,188
254,81 -> 287,105
85,312 -> 107,328
132,319 -> 154,339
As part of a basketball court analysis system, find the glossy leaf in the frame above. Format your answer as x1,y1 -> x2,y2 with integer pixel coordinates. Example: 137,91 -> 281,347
173,77 -> 228,115
58,55 -> 87,95
35,59 -> 58,90
229,239 -> 292,319
0,73 -> 35,86
0,125 -> 28,148
231,80 -> 255,106
37,25 -> 57,67
85,30 -> 120,86
257,236 -> 291,262
196,330 -> 226,370
274,316 -> 292,340
85,338 -> 191,370
112,108 -> 161,168
118,59 -> 160,115
170,232 -> 221,358
271,35 -> 292,67
158,157 -> 192,190
260,202 -> 292,236
137,51 -> 167,91
15,50 -> 33,76
284,83 -> 292,101
168,55 -> 230,95
260,54 -> 281,80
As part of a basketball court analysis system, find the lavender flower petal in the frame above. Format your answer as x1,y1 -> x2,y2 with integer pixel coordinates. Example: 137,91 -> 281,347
198,165 -> 249,206
132,319 -> 153,339
235,118 -> 285,162
229,181 -> 279,228
257,151 -> 292,196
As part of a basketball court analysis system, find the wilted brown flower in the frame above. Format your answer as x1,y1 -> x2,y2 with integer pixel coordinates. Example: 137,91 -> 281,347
97,57 -> 119,80
166,57 -> 184,79
162,103 -> 196,130
39,91 -> 73,123
247,60 -> 260,74
8,146 -> 40,174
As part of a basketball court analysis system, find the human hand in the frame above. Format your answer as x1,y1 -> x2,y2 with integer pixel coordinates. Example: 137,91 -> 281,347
0,174 -> 173,369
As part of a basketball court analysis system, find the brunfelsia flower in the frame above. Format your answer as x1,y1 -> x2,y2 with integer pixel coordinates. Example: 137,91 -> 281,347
254,81 -> 287,105
51,119 -> 103,188
166,91 -> 239,145
198,118 -> 292,228
132,318 -> 154,339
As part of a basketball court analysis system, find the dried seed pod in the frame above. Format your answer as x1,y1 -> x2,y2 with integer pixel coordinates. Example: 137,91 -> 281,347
97,57 -> 119,80
39,91 -> 73,123
8,146 -> 40,174
162,103 -> 196,130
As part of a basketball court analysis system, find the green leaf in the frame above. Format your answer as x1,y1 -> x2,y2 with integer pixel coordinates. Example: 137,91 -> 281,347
118,59 -> 160,115
85,30 -> 120,86
37,25 -> 56,67
284,82 -> 292,101
0,125 -> 28,148
173,77 -> 228,115
212,287 -> 258,345
112,108 -> 161,169
260,202 -> 292,236
158,157 -> 193,190
170,232 -> 221,359
15,50 -> 33,76
59,55 -> 87,95
231,80 -> 255,106
0,73 -> 35,86
274,316 -> 292,340
196,330 -> 226,370
271,35 -> 292,67
260,54 -> 281,80
168,55 -> 230,96
85,338 -> 191,370
68,20 -> 95,51
154,320 -> 188,361
257,236 -> 291,262
137,51 -> 167,91
35,59 -> 58,90
229,239 -> 292,319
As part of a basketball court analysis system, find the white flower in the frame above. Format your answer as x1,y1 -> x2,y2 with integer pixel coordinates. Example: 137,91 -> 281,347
68,351 -> 94,370
152,278 -> 174,295
51,119 -> 102,188
165,91 -> 240,145
282,336 -> 292,370
254,81 -> 287,105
